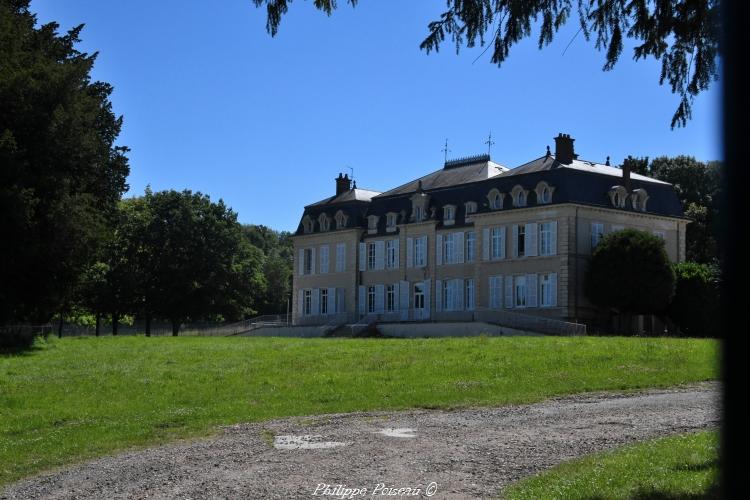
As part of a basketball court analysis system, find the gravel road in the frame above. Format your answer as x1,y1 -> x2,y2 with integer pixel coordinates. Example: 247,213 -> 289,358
1,383 -> 719,500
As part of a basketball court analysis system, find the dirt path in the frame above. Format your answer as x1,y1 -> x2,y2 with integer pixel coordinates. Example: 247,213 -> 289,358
1,383 -> 719,500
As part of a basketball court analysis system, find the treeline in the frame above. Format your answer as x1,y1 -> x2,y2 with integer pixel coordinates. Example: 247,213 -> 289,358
74,189 -> 293,337
0,2 -> 292,349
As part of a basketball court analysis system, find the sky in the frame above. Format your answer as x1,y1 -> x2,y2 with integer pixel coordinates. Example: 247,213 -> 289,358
30,0 -> 722,231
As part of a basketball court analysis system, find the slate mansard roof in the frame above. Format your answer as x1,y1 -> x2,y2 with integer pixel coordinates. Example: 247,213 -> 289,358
295,138 -> 685,236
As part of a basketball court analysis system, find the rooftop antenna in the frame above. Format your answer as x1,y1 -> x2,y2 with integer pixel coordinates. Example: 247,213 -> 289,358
346,165 -> 354,187
441,139 -> 451,163
485,132 -> 495,156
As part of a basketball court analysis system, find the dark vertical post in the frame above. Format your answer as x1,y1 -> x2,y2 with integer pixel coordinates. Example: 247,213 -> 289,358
95,312 -> 101,337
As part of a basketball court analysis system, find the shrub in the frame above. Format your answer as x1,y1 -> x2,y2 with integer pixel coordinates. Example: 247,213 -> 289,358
669,262 -> 721,337
0,325 -> 48,352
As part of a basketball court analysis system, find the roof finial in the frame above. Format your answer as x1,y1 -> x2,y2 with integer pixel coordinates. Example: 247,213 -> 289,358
352,180 -> 357,189
441,139 -> 451,164
605,156 -> 610,166
485,132 -> 495,156
545,145 -> 551,158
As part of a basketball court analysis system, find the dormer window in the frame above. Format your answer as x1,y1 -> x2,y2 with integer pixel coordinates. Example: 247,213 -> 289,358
535,181 -> 555,204
367,215 -> 380,233
443,205 -> 456,225
414,206 -> 424,222
487,189 -> 504,210
608,186 -> 628,209
410,191 -> 430,223
631,188 -> 649,212
334,210 -> 348,229
386,212 -> 398,232
318,213 -> 330,231
465,201 -> 477,216
302,215 -> 314,234
511,185 -> 529,207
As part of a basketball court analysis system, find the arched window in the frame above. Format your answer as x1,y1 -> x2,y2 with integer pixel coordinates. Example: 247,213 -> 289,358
318,213 -> 330,231
511,185 -> 528,207
487,189 -> 504,210
334,210 -> 348,229
302,215 -> 314,234
631,188 -> 649,212
535,181 -> 555,204
608,186 -> 628,209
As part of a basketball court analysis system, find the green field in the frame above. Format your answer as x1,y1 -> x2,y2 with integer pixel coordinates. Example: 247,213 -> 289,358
0,335 -> 717,486
504,431 -> 719,499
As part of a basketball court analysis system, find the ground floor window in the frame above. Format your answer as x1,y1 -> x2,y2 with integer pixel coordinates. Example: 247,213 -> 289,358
413,283 -> 425,310
303,289 -> 312,315
386,284 -> 396,312
320,288 -> 328,315
465,279 -> 475,310
540,273 -> 557,307
514,275 -> 527,308
367,286 -> 376,313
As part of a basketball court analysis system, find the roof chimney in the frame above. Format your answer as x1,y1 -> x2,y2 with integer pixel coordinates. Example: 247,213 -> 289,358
622,161 -> 631,189
335,173 -> 351,196
554,133 -> 575,164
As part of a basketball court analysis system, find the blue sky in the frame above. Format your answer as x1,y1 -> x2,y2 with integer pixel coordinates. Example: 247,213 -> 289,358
31,0 -> 721,231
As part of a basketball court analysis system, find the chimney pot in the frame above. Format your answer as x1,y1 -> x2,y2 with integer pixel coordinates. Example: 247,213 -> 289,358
335,172 -> 352,196
554,133 -> 575,164
622,161 -> 631,189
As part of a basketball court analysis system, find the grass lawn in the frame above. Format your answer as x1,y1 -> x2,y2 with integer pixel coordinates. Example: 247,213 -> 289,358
503,431 -> 719,499
0,335 -> 717,487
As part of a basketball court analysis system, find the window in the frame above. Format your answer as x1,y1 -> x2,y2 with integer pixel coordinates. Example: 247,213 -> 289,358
535,181 -> 554,204
386,213 -> 398,231
414,206 -> 424,222
414,236 -> 427,267
517,191 -> 526,207
302,216 -> 314,234
539,222 -> 553,256
320,288 -> 328,315
367,242 -> 376,270
465,201 -> 477,219
632,189 -> 649,212
386,239 -> 398,269
489,276 -> 502,309
443,205 -> 455,224
320,246 -> 329,273
303,289 -> 312,315
442,279 -> 463,311
514,276 -> 527,308
335,243 -> 346,272
367,215 -> 379,232
491,228 -> 504,260
654,231 -> 665,240
318,213 -> 330,231
413,283 -> 425,310
335,210 -> 348,229
591,223 -> 604,250
488,189 -> 503,210
540,273 -> 556,307
465,279 -> 475,311
517,226 -> 526,257
303,248 -> 313,274
443,234 -> 455,264
367,286 -> 376,314
386,284 -> 396,312
466,231 -> 476,262
609,186 -> 628,208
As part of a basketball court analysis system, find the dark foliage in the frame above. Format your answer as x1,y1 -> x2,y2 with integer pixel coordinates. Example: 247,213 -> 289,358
585,229 -> 675,315
669,262 -> 721,337
0,0 -> 129,325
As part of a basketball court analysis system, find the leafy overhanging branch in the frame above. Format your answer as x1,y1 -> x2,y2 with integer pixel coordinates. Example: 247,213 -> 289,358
253,0 -> 720,128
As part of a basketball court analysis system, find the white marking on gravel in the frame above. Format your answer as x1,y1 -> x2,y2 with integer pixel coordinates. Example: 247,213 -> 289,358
378,428 -> 417,438
273,435 -> 349,450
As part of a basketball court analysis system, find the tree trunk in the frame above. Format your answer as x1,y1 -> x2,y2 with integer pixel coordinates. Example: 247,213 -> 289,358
95,312 -> 101,337
172,319 -> 180,336
145,315 -> 151,337
112,313 -> 119,336
57,311 -> 64,338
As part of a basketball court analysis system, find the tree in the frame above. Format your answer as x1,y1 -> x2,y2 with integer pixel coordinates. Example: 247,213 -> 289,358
0,1 -> 129,326
669,261 -> 720,337
136,190 -> 265,335
252,0 -> 719,128
241,224 -> 294,315
649,156 -> 721,263
622,155 -> 650,176
585,229 -> 675,333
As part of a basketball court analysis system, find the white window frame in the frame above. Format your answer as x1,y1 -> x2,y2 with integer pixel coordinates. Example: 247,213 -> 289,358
320,288 -> 328,315
335,243 -> 346,272
443,205 -> 455,224
465,278 -> 475,311
319,246 -> 329,273
367,242 -> 376,270
514,275 -> 527,308
386,239 -> 397,269
386,284 -> 396,312
540,273 -> 555,307
367,286 -> 376,314
386,212 -> 398,232
539,223 -> 552,256
491,227 -> 504,260
466,231 -> 476,262
414,236 -> 427,267
444,234 -> 455,264
303,289 -> 312,315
